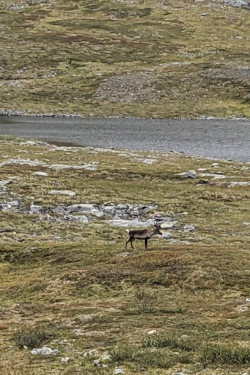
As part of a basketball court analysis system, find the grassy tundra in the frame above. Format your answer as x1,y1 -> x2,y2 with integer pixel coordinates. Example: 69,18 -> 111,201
0,0 -> 250,118
0,136 -> 249,374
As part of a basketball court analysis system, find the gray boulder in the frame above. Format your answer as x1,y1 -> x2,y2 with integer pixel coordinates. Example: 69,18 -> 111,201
49,190 -> 76,196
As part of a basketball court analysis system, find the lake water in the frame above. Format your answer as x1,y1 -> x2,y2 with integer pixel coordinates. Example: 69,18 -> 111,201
0,116 -> 249,162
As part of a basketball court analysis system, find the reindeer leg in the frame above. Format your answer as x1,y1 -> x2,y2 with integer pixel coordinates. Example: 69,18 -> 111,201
145,238 -> 148,250
125,238 -> 130,250
131,239 -> 134,249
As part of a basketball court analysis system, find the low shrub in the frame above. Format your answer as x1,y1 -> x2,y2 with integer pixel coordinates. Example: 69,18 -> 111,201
12,326 -> 55,349
134,287 -> 158,314
201,343 -> 250,365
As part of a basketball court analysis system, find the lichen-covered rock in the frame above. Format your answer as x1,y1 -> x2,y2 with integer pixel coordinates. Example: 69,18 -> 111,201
30,346 -> 59,356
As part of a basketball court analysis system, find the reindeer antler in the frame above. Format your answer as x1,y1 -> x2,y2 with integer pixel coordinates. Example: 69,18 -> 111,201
154,220 -> 161,228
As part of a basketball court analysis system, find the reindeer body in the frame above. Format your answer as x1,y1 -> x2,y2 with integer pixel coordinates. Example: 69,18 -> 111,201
125,224 -> 162,250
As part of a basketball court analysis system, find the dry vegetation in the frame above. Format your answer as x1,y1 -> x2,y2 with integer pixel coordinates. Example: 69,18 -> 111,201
0,135 -> 249,374
0,0 -> 250,118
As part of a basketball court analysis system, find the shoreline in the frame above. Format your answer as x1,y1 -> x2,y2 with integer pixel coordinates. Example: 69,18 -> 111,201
0,109 -> 250,121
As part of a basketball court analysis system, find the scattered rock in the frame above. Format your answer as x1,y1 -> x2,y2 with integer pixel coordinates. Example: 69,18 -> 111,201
225,0 -> 250,9
0,158 -> 98,171
59,339 -> 69,346
84,349 -> 99,357
77,314 -> 94,324
228,181 -> 250,188
93,359 -> 100,367
0,200 -> 20,212
160,231 -> 172,239
30,346 -> 59,356
66,202 -> 157,220
61,356 -> 70,363
236,305 -> 248,312
147,329 -> 157,335
168,239 -> 190,245
117,252 -> 130,257
73,328 -> 84,336
66,215 -> 89,223
107,217 -> 155,228
0,199 -> 174,228
184,224 -> 195,232
0,158 -> 47,168
160,221 -> 177,229
50,162 -> 98,171
0,179 -> 12,186
49,145 -> 79,152
100,353 -> 112,361
32,171 -> 48,177
67,203 -> 96,213
199,173 -> 226,179
49,190 -> 76,197
29,204 -> 44,215
20,141 -> 37,146
113,368 -> 124,375
135,158 -> 157,164
176,170 -> 196,179
185,170 -> 196,179
54,236 -> 62,241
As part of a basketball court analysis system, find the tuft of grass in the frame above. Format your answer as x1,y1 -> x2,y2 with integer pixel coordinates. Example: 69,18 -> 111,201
201,343 -> 250,365
112,345 -> 175,369
143,333 -> 198,352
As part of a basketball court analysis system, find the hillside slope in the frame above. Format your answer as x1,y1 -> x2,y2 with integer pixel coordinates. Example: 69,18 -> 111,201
0,0 -> 250,118
0,136 -> 250,374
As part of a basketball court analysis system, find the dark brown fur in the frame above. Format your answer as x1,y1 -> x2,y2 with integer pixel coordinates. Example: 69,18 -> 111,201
125,224 -> 162,250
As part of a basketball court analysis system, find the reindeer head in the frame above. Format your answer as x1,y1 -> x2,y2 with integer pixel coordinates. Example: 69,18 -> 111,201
154,223 -> 162,235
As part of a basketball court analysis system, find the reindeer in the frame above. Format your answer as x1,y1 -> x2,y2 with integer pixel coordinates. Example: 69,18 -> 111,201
125,223 -> 162,250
